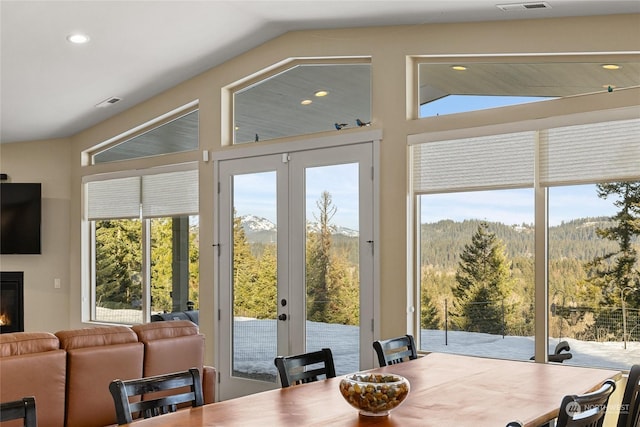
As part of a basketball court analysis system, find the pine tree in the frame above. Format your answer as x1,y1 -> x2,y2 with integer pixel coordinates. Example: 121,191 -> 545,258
95,219 -> 143,309
586,181 -> 640,308
306,191 -> 337,322
451,222 -> 514,334
420,291 -> 441,329
232,211 -> 260,317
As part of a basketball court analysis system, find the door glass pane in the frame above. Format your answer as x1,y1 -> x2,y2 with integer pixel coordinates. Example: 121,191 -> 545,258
549,183 -> 639,370
305,164 -> 360,375
94,218 -> 143,324
419,189 -> 535,361
232,172 -> 278,382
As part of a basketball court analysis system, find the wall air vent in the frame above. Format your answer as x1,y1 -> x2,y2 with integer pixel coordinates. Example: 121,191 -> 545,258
496,2 -> 551,11
95,96 -> 122,108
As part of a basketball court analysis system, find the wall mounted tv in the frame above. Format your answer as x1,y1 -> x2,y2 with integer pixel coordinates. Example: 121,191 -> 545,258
0,183 -> 42,254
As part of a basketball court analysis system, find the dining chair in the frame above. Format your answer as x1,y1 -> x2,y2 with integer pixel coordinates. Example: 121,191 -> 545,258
0,396 -> 37,427
109,367 -> 204,424
556,379 -> 616,427
618,364 -> 640,427
372,334 -> 417,367
274,348 -> 336,388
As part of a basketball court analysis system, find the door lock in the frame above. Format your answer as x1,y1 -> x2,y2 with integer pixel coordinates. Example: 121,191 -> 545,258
278,313 -> 287,321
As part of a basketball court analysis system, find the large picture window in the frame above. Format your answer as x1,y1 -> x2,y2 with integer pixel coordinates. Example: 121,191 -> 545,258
413,116 -> 640,369
86,166 -> 199,324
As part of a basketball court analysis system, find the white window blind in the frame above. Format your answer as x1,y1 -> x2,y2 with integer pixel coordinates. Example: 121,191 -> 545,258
412,131 -> 536,194
87,169 -> 198,220
87,177 -> 140,220
142,169 -> 199,217
539,118 -> 640,186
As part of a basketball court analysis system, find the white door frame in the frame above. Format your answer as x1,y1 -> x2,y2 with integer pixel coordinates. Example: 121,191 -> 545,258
213,130 -> 381,400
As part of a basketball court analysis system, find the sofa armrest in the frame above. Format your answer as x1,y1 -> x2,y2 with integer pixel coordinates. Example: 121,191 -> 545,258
203,365 -> 217,404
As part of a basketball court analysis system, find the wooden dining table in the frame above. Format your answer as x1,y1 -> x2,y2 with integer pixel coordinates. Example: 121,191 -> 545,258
123,352 -> 621,426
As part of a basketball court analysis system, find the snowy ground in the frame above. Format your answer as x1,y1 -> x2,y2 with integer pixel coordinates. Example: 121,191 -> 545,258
95,309 -> 638,375
233,318 -> 639,378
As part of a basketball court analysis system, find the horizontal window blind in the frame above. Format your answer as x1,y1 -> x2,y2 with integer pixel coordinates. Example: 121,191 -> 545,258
540,118 -> 640,186
142,169 -> 198,217
87,169 -> 198,220
412,131 -> 535,194
87,177 -> 140,220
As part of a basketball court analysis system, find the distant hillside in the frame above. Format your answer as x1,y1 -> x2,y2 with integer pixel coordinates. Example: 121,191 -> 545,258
240,215 -> 358,244
420,217 -> 625,270
240,215 -> 635,271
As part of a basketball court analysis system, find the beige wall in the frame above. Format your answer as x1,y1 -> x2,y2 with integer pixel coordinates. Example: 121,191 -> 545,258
2,14 -> 638,371
0,138 -> 71,332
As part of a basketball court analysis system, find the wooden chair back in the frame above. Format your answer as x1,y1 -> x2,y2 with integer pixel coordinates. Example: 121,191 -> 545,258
274,348 -> 336,388
556,379 -> 616,427
618,365 -> 640,427
109,367 -> 203,425
0,396 -> 37,427
373,334 -> 418,367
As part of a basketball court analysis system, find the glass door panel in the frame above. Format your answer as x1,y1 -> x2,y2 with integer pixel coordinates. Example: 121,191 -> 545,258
304,164 -> 361,375
231,171 -> 278,382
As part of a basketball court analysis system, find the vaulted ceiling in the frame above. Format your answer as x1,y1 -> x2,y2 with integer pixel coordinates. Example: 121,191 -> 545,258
1,1 -> 639,144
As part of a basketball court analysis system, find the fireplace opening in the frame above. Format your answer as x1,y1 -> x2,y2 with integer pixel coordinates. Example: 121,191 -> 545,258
0,271 -> 24,333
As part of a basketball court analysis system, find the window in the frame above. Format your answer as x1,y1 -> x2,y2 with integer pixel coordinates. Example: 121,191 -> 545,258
92,109 -> 199,164
418,60 -> 640,118
414,131 -> 536,361
232,62 -> 371,144
413,116 -> 640,369
86,167 -> 199,324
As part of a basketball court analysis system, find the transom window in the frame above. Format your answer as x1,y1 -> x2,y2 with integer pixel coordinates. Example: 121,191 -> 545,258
418,59 -> 640,117
232,61 -> 371,144
91,109 -> 199,164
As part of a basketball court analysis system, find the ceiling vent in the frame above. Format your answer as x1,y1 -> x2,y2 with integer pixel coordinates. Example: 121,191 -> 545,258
496,2 -> 551,11
95,96 -> 122,108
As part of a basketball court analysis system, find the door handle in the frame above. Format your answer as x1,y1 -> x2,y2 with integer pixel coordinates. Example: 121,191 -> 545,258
278,313 -> 287,321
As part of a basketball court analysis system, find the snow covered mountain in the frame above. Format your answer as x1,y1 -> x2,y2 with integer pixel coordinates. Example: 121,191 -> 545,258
239,214 -> 358,243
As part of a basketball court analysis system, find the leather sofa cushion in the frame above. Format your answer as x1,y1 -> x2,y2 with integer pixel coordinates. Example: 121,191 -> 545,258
133,321 -> 208,404
0,331 -> 59,356
0,348 -> 66,427
133,321 -> 203,376
56,327 -> 144,427
56,325 -> 138,349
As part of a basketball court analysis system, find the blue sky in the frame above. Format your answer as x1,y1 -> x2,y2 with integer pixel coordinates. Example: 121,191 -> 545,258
233,163 -> 360,230
236,175 -> 620,230
420,95 -> 554,117
420,184 -> 618,227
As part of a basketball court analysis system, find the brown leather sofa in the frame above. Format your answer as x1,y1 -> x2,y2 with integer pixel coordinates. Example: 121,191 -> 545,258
0,321 -> 215,427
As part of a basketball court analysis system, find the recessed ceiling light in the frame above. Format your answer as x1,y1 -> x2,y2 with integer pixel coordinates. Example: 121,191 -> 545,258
451,65 -> 467,71
314,90 -> 328,97
67,33 -> 90,44
601,64 -> 621,70
301,99 -> 313,105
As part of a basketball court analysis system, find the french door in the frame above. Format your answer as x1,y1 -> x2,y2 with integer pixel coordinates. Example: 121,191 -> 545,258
216,142 -> 375,399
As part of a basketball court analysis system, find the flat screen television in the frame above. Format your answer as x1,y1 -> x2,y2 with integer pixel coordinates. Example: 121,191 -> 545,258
0,183 -> 42,254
